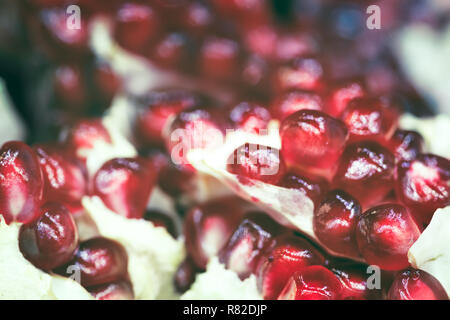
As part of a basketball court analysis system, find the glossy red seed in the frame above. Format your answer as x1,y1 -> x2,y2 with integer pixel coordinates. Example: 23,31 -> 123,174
93,62 -> 122,103
174,256 -> 203,293
278,265 -> 342,300
199,37 -> 240,81
271,90 -> 323,121
341,97 -> 399,144
356,204 -> 421,271
227,143 -> 286,185
280,110 -> 348,179
114,3 -> 160,53
219,212 -> 283,279
19,203 -> 78,270
144,209 -> 177,238
150,32 -> 191,69
257,234 -> 326,300
396,154 -> 450,224
228,101 -> 272,134
88,280 -> 134,300
68,237 -> 128,287
388,130 -> 424,163
157,158 -> 196,197
54,64 -> 86,111
387,268 -> 448,300
180,1 -> 213,35
93,157 -> 155,219
0,141 -> 44,224
325,80 -> 365,117
333,141 -> 395,209
34,144 -> 87,208
278,171 -> 328,206
273,57 -> 324,92
184,198 -> 244,269
313,190 -> 361,256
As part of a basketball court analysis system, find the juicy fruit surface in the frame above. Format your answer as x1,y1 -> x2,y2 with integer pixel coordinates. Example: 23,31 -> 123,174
19,202 -> 79,271
356,204 -> 421,271
0,141 -> 44,224
331,263 -> 381,300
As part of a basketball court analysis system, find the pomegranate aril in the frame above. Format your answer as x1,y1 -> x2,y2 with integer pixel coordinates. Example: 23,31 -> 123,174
256,234 -> 326,300
93,157 -> 155,219
280,110 -> 348,179
396,154 -> 450,224
19,202 -> 79,271
180,1 -> 214,36
64,237 -> 128,287
53,64 -> 86,111
388,129 -> 424,163
219,212 -> 283,279
325,80 -> 365,117
313,190 -> 361,257
34,144 -> 87,208
157,158 -> 196,197
333,141 -> 395,209
184,198 -> 244,269
88,280 -> 134,300
199,37 -> 241,81
227,101 -> 271,134
212,0 -> 269,27
356,204 -> 421,271
0,141 -> 44,225
278,265 -> 342,300
174,256 -> 203,293
273,57 -> 324,93
150,32 -> 192,70
271,90 -> 323,121
93,61 -> 122,104
278,171 -> 328,206
114,2 -> 160,53
387,268 -> 448,300
226,143 -> 286,185
144,209 -> 177,238
341,97 -> 399,144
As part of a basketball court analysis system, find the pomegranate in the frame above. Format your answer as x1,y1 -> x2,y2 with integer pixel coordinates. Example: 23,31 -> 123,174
273,57 -> 324,92
356,204 -> 421,271
174,256 -> 203,293
333,141 -> 395,209
279,171 -> 328,206
92,157 -> 155,219
387,268 -> 449,300
19,203 -> 79,271
388,129 -> 424,163
280,110 -> 348,179
313,190 -> 361,257
199,37 -> 241,81
256,234 -> 326,300
0,141 -> 44,224
271,90 -> 323,121
227,101 -> 272,134
227,143 -> 286,185
325,79 -> 365,117
278,266 -> 342,300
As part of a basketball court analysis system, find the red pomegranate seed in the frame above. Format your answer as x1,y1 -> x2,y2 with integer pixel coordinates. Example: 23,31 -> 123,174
396,154 -> 450,224
278,265 -> 342,300
278,171 -> 328,206
313,190 -> 361,256
184,198 -> 244,269
227,101 -> 272,134
219,212 -> 283,279
54,64 -> 86,111
114,3 -> 160,53
150,32 -> 191,70
280,110 -> 348,179
93,157 -> 155,219
63,119 -> 112,163
333,141 -> 395,209
174,256 -> 203,293
19,203 -> 79,271
273,57 -> 324,93
356,204 -> 421,271
67,237 -> 128,287
88,280 -> 134,300
256,234 -> 326,300
157,158 -> 196,197
341,97 -> 399,144
330,263 -> 382,300
144,209 -> 177,238
271,90 -> 323,121
388,130 -> 424,163
136,89 -> 201,148
199,37 -> 241,81
387,268 -> 448,300
166,106 -> 226,168
274,32 -> 318,63
34,144 -> 87,209
243,25 -> 278,59
325,80 -> 365,117
93,62 -> 122,103
227,143 -> 286,185
212,0 -> 269,27
0,141 -> 44,224
180,1 -> 214,35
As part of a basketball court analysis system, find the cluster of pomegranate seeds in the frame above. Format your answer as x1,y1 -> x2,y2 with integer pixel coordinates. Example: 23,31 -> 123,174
0,141 -> 44,225
226,143 -> 286,185
227,101 -> 272,134
387,268 -> 449,300
19,203 -> 79,270
273,57 -> 324,93
92,157 -> 155,219
324,80 -> 365,117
